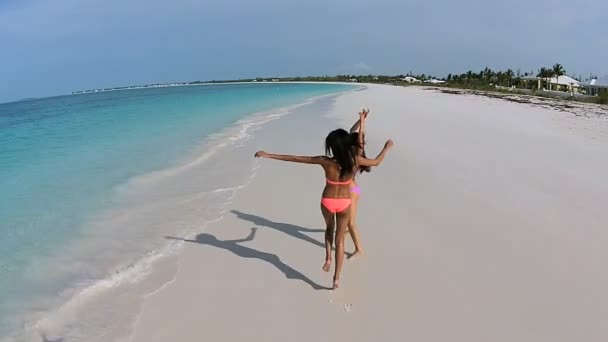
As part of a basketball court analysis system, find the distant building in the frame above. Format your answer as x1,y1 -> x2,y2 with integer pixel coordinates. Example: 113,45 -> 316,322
520,75 -> 580,93
581,78 -> 608,96
519,75 -> 540,89
425,79 -> 445,84
550,75 -> 580,92
349,78 -> 358,82
402,76 -> 420,83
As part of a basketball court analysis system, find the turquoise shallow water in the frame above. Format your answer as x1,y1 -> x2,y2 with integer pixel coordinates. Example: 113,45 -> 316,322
0,83 -> 352,338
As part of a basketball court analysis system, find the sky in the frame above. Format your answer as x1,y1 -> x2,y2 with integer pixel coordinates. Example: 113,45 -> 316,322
1,0 -> 607,103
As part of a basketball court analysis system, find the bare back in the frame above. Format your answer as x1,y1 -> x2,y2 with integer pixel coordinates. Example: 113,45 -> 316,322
320,157 -> 355,199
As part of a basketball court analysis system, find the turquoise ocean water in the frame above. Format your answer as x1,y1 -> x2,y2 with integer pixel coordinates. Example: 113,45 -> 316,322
0,83 -> 352,340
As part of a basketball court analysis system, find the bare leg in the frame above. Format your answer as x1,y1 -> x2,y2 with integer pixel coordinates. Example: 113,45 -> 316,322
333,208 -> 350,289
347,191 -> 364,259
320,204 -> 335,272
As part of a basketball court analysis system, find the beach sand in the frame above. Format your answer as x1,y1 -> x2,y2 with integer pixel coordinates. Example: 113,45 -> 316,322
128,84 -> 608,342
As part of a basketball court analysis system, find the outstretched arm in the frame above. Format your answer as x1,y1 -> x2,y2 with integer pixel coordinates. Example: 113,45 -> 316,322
228,228 -> 258,243
357,139 -> 393,167
255,151 -> 326,165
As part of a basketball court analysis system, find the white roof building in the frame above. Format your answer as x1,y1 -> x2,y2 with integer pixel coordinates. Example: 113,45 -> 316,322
582,78 -> 608,88
425,79 -> 446,84
549,75 -> 580,87
402,76 -> 420,83
521,75 -> 580,87
581,78 -> 608,96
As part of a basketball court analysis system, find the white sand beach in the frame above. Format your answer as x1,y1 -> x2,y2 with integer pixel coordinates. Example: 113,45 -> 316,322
128,84 -> 608,342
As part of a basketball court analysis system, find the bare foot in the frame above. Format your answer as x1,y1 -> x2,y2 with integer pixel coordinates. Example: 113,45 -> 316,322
332,278 -> 340,289
348,250 -> 364,260
322,260 -> 331,272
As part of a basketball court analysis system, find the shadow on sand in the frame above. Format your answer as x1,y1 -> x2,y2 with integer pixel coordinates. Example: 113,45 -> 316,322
40,333 -> 64,342
166,228 -> 328,290
230,210 -> 325,248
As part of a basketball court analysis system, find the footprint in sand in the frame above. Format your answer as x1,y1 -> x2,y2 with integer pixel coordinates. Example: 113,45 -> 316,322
344,303 -> 353,312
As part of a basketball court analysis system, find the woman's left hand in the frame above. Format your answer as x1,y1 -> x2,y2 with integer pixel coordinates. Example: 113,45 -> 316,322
254,151 -> 269,158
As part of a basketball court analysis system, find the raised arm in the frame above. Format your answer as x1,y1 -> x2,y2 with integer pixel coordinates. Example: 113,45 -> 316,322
349,108 -> 369,134
255,151 -> 326,165
357,139 -> 393,167
357,109 -> 367,146
349,118 -> 361,133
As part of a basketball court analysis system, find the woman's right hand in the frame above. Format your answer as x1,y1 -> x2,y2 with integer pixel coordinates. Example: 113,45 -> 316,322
359,108 -> 369,119
384,140 -> 394,149
254,151 -> 269,158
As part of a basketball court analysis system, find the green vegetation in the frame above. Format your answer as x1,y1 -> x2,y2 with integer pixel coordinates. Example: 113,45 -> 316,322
446,67 -> 517,89
534,63 -> 566,90
77,64 -> 607,106
188,70 -> 606,106
596,93 -> 608,105
444,64 -> 565,90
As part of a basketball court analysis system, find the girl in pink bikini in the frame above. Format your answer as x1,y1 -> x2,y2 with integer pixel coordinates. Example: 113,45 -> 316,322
346,108 -> 371,259
255,128 -> 393,289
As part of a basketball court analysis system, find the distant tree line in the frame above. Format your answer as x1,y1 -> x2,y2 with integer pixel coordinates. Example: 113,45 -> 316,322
447,68 -> 516,88
444,63 -> 569,89
182,65 -> 607,105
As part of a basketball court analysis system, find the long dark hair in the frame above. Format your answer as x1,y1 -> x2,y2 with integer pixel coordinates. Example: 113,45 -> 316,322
350,132 -> 371,173
325,129 -> 357,178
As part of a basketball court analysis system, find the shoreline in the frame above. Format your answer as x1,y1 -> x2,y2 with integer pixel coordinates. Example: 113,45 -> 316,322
5,78 -> 607,108
16,88 -> 357,342
70,81 -> 362,95
8,82 -> 608,341
130,83 -> 608,342
0,82 -> 360,106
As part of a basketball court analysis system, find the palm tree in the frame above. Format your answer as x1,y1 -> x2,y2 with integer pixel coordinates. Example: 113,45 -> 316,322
537,67 -> 554,90
552,63 -> 565,77
466,70 -> 473,83
547,69 -> 556,90
506,69 -> 515,87
552,63 -> 566,91
495,71 -> 503,86
483,67 -> 493,83
537,68 -> 547,89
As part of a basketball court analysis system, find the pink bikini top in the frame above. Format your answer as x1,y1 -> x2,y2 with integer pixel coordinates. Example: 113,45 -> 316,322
326,178 -> 353,186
